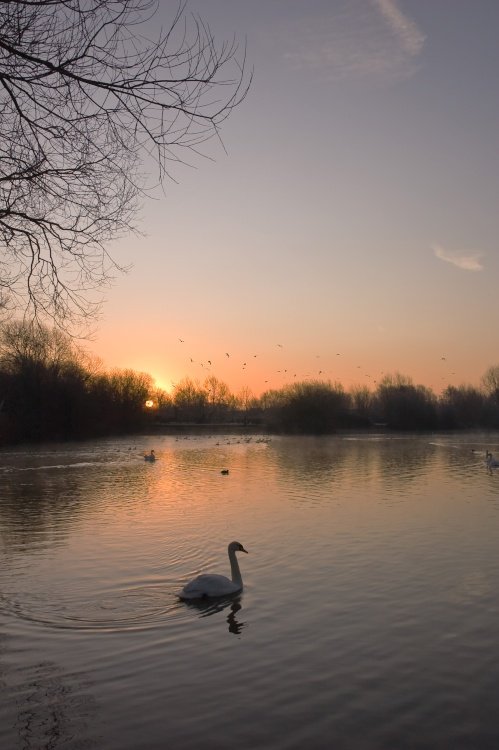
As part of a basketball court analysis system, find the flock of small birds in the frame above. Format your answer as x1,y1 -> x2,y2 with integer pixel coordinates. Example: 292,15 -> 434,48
141,434 -> 272,477
175,337 -> 457,391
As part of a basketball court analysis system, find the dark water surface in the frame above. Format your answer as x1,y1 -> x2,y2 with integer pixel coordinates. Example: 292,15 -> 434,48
1,433 -> 499,749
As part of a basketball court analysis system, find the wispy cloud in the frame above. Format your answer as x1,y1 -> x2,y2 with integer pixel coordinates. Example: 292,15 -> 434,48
433,244 -> 484,272
373,0 -> 426,57
277,0 -> 425,82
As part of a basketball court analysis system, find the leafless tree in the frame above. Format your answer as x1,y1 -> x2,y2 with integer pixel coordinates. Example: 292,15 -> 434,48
481,365 -> 499,403
0,0 -> 250,328
0,318 -> 87,374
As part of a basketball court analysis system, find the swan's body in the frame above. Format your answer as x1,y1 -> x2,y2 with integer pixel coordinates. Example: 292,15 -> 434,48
178,541 -> 248,600
486,451 -> 499,470
144,450 -> 156,462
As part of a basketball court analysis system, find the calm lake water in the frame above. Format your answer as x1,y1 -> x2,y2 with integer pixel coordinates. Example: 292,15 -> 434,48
1,432 -> 499,749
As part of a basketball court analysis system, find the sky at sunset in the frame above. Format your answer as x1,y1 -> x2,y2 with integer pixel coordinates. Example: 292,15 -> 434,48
90,0 -> 499,397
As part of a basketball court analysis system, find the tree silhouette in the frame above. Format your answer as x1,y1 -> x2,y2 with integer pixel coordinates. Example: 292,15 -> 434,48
0,319 -> 89,439
275,381 -> 350,434
374,374 -> 437,430
481,365 -> 499,403
173,376 -> 207,421
0,0 -> 249,326
439,384 -> 487,428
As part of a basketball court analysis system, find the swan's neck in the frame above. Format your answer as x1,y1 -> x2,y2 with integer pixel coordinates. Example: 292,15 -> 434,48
229,549 -> 242,586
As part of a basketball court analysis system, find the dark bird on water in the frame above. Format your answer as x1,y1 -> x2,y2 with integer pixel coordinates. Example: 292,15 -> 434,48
221,469 -> 229,475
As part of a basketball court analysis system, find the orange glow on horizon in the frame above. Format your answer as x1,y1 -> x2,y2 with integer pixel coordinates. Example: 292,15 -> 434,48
94,328 -> 491,401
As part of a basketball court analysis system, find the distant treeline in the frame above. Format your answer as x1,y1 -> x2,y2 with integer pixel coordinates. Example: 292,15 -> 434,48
1,321 -> 499,444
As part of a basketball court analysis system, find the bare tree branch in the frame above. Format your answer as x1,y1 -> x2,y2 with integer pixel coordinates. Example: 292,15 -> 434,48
0,0 -> 251,330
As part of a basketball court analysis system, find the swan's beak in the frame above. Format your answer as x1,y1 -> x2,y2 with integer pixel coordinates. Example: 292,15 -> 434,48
241,546 -> 248,553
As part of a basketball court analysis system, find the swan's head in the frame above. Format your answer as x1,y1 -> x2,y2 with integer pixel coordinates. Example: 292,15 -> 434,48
229,541 -> 248,554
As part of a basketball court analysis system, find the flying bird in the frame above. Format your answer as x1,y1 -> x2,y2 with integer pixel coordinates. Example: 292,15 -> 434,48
178,338 -> 184,343
226,353 -> 230,358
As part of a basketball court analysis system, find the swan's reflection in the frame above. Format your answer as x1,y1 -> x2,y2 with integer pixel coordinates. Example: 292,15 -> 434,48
184,596 -> 247,636
227,601 -> 245,635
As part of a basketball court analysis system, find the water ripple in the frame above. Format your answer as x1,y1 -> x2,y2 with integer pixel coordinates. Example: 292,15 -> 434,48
2,433 -> 499,750
0,584 -> 178,633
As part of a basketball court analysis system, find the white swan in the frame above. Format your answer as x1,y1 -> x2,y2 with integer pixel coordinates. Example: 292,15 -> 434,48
178,541 -> 248,600
486,451 -> 499,470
